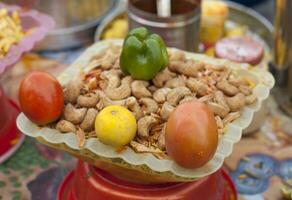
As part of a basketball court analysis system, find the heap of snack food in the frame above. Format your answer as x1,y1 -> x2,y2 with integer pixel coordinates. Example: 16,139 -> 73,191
0,8 -> 24,58
19,27 -> 257,170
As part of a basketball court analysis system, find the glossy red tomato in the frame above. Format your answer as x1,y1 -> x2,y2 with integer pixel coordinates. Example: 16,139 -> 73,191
165,101 -> 218,169
19,71 -> 64,125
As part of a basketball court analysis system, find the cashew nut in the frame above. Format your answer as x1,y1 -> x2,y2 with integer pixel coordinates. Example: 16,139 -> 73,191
169,60 -> 204,77
105,76 -> 132,100
198,94 -> 214,103
137,116 -> 159,137
77,93 -> 99,108
179,95 -> 197,104
214,91 -> 229,111
153,88 -> 171,103
218,69 -> 231,82
80,108 -> 98,131
165,76 -> 186,88
153,68 -> 176,87
207,102 -> 229,118
226,93 -> 246,112
160,102 -> 175,121
100,50 -> 118,69
131,80 -> 152,99
126,97 -> 143,120
228,74 -> 245,87
239,85 -> 252,96
56,120 -> 76,133
96,91 -> 126,110
64,104 -> 87,124
245,94 -> 257,105
205,64 -> 225,71
216,80 -> 239,96
169,51 -> 185,61
64,78 -> 82,104
186,78 -> 209,96
101,70 -> 121,90
167,87 -> 191,106
148,86 -> 158,93
140,98 -> 159,114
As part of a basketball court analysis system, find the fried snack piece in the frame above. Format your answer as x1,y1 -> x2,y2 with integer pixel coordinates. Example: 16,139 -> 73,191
0,9 -> 24,58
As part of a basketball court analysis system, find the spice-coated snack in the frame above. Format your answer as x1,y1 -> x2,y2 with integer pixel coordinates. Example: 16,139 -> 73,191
53,44 -> 256,160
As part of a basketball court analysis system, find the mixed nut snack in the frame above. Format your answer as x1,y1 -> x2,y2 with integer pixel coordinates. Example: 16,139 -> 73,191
54,44 -> 255,155
19,28 -> 257,169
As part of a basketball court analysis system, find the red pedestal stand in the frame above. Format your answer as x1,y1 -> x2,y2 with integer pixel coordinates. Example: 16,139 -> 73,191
58,160 -> 237,200
0,86 -> 24,163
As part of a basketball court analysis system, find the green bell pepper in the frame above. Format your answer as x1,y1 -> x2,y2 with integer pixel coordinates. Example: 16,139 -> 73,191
120,27 -> 168,80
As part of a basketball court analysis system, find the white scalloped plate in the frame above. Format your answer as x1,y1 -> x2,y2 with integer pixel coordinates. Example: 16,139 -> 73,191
16,39 -> 275,181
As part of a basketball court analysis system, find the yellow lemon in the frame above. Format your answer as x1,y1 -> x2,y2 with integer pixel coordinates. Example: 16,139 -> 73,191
95,105 -> 137,147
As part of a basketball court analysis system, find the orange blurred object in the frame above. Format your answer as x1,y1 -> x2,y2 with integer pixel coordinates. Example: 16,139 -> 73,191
19,71 -> 64,125
200,0 -> 229,46
165,101 -> 218,169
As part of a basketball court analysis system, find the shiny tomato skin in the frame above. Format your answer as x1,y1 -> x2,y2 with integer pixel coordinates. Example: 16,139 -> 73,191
165,101 -> 218,169
19,71 -> 64,125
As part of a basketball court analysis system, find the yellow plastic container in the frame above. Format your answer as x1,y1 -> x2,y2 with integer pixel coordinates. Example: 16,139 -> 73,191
200,0 -> 229,46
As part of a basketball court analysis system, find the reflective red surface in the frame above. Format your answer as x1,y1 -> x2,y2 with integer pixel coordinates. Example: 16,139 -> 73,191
58,160 -> 237,200
0,86 -> 24,162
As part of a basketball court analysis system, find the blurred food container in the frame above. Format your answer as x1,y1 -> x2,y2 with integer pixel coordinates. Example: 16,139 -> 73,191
95,1 -> 127,41
95,1 -> 272,50
200,0 -> 229,47
227,1 -> 273,48
200,0 -> 273,49
128,0 -> 201,51
0,2 -> 54,73
102,16 -> 128,40
2,0 -> 116,50
95,1 -> 128,41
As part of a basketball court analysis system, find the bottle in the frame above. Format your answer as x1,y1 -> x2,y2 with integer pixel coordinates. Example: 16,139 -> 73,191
271,0 -> 292,115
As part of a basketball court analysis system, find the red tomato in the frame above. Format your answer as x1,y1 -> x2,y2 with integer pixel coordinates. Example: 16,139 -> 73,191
165,101 -> 218,169
19,71 -> 64,125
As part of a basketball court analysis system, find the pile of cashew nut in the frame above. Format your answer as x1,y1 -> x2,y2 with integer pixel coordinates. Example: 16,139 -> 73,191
52,45 -> 257,158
